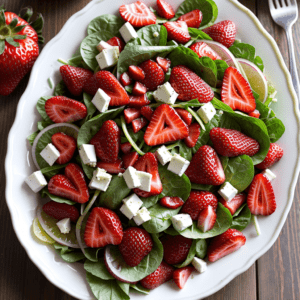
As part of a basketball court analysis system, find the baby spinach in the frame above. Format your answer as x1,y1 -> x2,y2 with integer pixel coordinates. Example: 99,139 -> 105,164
41,188 -> 76,205
188,28 -> 212,40
199,56 -> 218,87
211,98 -> 233,112
40,164 -> 67,179
141,195 -> 160,209
53,80 -> 70,97
37,121 -> 52,131
175,239 -> 197,268
117,281 -> 130,296
87,14 -> 124,36
215,60 -> 229,81
53,243 -> 85,262
83,92 -> 97,122
27,131 -> 38,146
231,205 -> 252,231
36,96 -> 52,122
137,24 -> 168,46
195,239 -> 207,259
130,284 -> 150,295
84,257 -> 114,280
233,203 -> 247,217
178,140 -> 193,161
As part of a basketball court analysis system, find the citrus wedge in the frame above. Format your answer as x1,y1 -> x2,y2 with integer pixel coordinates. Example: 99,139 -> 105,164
32,217 -> 55,245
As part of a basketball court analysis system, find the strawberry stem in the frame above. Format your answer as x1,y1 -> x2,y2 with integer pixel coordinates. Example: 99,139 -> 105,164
251,215 -> 261,236
186,107 -> 206,130
166,141 -> 180,150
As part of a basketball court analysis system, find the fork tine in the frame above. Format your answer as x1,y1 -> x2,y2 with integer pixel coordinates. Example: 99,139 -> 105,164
279,0 -> 286,7
274,0 -> 281,8
269,0 -> 276,10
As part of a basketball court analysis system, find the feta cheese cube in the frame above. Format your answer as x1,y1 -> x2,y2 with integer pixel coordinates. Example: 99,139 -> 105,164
172,214 -> 193,231
89,168 -> 112,191
56,218 -> 71,234
92,88 -> 111,113
96,40 -> 113,52
192,257 -> 207,273
155,145 -> 172,166
119,22 -> 138,43
153,82 -> 178,105
123,166 -> 141,189
40,143 -> 60,166
197,102 -> 216,124
133,207 -> 151,226
79,144 -> 97,167
262,169 -> 276,181
96,46 -> 119,69
218,182 -> 238,202
25,170 -> 47,193
136,171 -> 152,192
167,153 -> 190,177
120,194 -> 143,219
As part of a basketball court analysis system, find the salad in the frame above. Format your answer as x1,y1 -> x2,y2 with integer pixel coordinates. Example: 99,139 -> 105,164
25,0 -> 286,298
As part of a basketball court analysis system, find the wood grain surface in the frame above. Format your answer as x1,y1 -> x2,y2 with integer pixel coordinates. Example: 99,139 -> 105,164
0,0 -> 299,299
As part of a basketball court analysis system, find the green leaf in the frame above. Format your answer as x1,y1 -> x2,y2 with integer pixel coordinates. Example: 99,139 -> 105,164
254,56 -> 264,72
0,10 -> 5,27
175,239 -> 197,268
0,39 -> 4,55
53,243 -> 85,262
117,281 -> 130,296
188,28 -> 212,40
37,121 -> 52,131
130,284 -> 150,295
84,258 -> 114,280
233,203 -> 247,217
198,56 -> 218,87
40,164 -> 67,179
8,18 -> 18,29
83,92 -> 97,122
27,131 -> 39,146
12,34 -> 26,39
6,36 -> 19,47
30,13 -> 45,44
231,205 -> 252,231
19,7 -> 33,23
41,188 -> 76,205
211,98 -> 233,112
141,195 -> 160,209
87,14 -> 124,36
53,80 -> 69,96
195,239 -> 207,259
137,24 -> 167,46
178,140 -> 192,161
36,96 -> 52,122
215,60 -> 229,81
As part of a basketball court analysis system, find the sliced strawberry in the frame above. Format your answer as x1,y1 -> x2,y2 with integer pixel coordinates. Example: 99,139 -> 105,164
48,163 -> 89,204
144,104 -> 189,146
208,228 -> 246,262
84,207 -> 123,248
256,143 -> 283,169
139,60 -> 165,91
221,67 -> 256,113
203,20 -> 236,48
120,72 -> 133,87
128,94 -> 151,108
156,57 -> 171,73
83,73 -> 98,95
190,42 -> 222,60
119,227 -> 153,267
132,82 -> 147,96
107,36 -> 125,52
132,117 -> 148,133
124,108 -> 141,124
219,193 -> 246,215
163,21 -> 191,44
170,65 -> 214,103
51,132 -> 76,165
173,266 -> 194,289
249,109 -> 260,118
210,127 -> 260,157
175,108 -> 192,126
45,96 -> 87,123
128,65 -> 145,81
159,196 -> 184,209
119,1 -> 156,27
197,205 -> 217,232
140,106 -> 154,121
184,123 -> 201,148
123,152 -> 139,169
90,120 -> 120,162
178,9 -> 203,28
97,160 -> 125,174
120,142 -> 132,154
247,174 -> 276,216
42,201 -> 80,223
156,0 -> 175,19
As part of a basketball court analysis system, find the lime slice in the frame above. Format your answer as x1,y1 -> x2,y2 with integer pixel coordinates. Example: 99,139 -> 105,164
32,217 -> 55,244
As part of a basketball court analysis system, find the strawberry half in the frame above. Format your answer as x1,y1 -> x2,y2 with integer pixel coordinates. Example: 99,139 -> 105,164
178,9 -> 203,28
247,174 -> 276,216
124,108 -> 141,124
132,117 -> 148,133
170,65 -> 214,103
185,145 -> 225,186
256,143 -> 283,169
173,266 -> 194,289
120,142 -> 132,154
48,163 -> 89,204
190,41 -> 222,60
163,21 -> 191,44
119,1 -> 156,27
83,73 -> 98,95
97,160 -> 125,174
139,60 -> 165,91
156,57 -> 171,73
184,123 -> 201,148
120,72 -> 133,86
107,36 -> 125,52
144,104 -> 189,146
128,65 -> 145,81
128,94 -> 151,108
123,152 -> 139,169
51,132 -> 76,165
156,0 -> 175,19
210,127 -> 260,157
118,227 -> 153,267
84,207 -> 123,248
219,193 -> 246,215
141,106 -> 154,121
208,228 -> 246,262
221,67 -> 256,113
197,205 -> 217,232
45,96 -> 87,123
175,108 -> 192,126
159,196 -> 184,209
132,82 -> 147,96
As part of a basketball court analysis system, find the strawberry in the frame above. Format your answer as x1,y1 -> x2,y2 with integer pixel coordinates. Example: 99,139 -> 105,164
139,60 -> 165,91
175,108 -> 192,126
163,21 -> 191,44
161,235 -> 193,265
120,72 -> 133,86
119,1 -> 156,27
207,228 -> 246,262
132,117 -> 148,133
256,143 -> 283,169
181,191 -> 218,220
132,82 -> 147,96
140,106 -> 154,121
144,104 -> 189,146
140,261 -> 174,290
120,142 -> 132,154
45,96 -> 87,123
249,109 -> 260,118
190,41 -> 222,60
124,108 -> 141,124
210,128 -> 260,157
84,207 -> 123,248
221,67 -> 256,113
59,65 -> 93,96
202,20 -> 237,48
247,174 -> 276,216
128,94 -> 151,108
51,132 -> 76,165
185,145 -> 225,185
42,201 -> 80,223
219,193 -> 246,215
90,120 -> 120,162
128,65 -> 145,81
83,73 -> 98,95
184,123 -> 201,148
170,65 -> 214,103
123,152 -> 139,169
118,227 -> 153,267
159,196 -> 184,209
156,57 -> 171,73
107,36 -> 125,52
197,205 -> 217,232
133,152 -> 163,197
178,9 -> 203,28
156,0 -> 175,19
173,266 -> 194,289
96,160 -> 125,174
48,163 -> 89,203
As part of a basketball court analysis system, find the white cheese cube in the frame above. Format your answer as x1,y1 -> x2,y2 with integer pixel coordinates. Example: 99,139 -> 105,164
136,171 -> 152,192
92,88 -> 111,113
218,182 -> 238,202
119,22 -> 138,43
40,143 -> 60,166
153,82 -> 178,105
123,166 -> 141,189
133,207 -> 151,226
197,102 -> 216,124
262,169 -> 276,181
93,168 -> 107,179
120,194 -> 143,219
172,214 -> 193,231
167,153 -> 190,177
192,257 -> 207,273
155,145 -> 172,166
79,144 -> 97,167
96,46 -> 119,69
96,40 -> 113,52
89,169 -> 112,191
56,218 -> 71,234
25,170 -> 47,193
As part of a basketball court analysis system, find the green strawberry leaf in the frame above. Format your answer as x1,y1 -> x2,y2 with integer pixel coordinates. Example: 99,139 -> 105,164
12,25 -> 26,34
0,40 -> 5,55
8,18 -> 18,29
6,36 -> 19,47
19,7 -> 33,23
0,10 -> 5,27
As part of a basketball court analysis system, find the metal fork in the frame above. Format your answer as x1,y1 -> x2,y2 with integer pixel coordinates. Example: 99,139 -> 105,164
268,0 -> 300,99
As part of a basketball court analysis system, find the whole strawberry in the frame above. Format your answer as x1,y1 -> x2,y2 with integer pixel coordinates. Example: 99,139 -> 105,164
256,143 -> 283,169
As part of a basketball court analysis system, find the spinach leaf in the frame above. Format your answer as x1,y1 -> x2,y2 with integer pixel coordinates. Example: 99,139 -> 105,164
40,164 -> 67,179
87,14 -> 124,36
53,243 -> 85,262
190,183 -> 215,191
175,239 -> 197,268
130,284 -> 150,295
84,257 -> 114,280
199,56 -> 218,87
211,98 -> 233,112
195,239 -> 207,259
233,203 -> 247,217
117,281 -> 130,296
53,80 -> 70,97
231,205 -> 252,231
215,60 -> 229,81
41,188 -> 76,205
81,162 -> 95,180
37,121 -> 53,131
188,28 -> 212,40
137,24 -> 168,46
27,131 -> 38,146
141,195 -> 160,209
36,96 -> 52,122
178,140 -> 193,161
83,92 -> 97,122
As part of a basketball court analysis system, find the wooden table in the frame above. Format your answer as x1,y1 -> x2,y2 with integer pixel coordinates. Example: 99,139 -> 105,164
0,0 -> 299,299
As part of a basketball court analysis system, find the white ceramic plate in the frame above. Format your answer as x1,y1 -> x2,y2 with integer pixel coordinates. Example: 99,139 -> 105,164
5,0 -> 300,299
